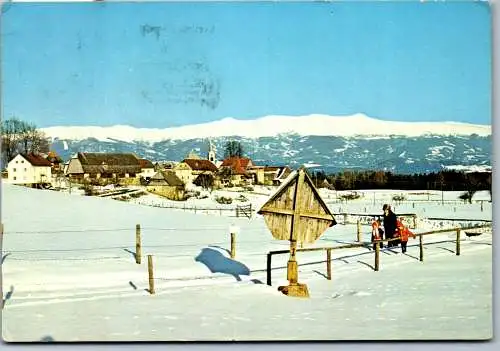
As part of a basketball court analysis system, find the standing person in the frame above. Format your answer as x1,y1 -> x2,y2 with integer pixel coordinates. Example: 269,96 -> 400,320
382,204 -> 397,247
371,217 -> 384,250
396,218 -> 416,254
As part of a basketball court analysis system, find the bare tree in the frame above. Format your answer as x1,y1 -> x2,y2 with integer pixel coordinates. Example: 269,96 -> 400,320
1,118 -> 23,166
1,117 -> 50,168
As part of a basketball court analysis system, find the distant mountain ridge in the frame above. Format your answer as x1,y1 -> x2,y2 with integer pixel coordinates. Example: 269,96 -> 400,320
43,114 -> 491,174
41,113 -> 491,143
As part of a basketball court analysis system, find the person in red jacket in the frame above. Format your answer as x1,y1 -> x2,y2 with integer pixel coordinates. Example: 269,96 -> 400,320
371,217 -> 384,250
396,218 -> 416,254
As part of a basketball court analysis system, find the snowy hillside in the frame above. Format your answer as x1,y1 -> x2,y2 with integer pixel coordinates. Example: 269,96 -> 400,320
1,184 -> 492,341
49,132 -> 491,174
41,113 -> 491,143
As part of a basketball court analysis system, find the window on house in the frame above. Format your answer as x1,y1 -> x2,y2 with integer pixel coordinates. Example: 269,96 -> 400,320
21,160 -> 24,163
15,161 -> 18,164
13,168 -> 16,172
13,176 -> 16,180
24,168 -> 27,172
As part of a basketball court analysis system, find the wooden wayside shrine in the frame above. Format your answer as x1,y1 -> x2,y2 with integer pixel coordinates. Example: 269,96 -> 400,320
258,166 -> 337,297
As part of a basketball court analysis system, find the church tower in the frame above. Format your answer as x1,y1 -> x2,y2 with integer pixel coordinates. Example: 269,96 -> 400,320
208,139 -> 217,163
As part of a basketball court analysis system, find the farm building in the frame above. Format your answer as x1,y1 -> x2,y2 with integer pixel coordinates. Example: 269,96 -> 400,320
65,152 -> 154,185
7,153 -> 52,187
146,171 -> 185,201
246,166 -> 265,184
172,162 -> 195,185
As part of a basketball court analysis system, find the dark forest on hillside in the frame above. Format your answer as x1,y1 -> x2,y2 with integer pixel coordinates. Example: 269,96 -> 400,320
309,169 -> 492,193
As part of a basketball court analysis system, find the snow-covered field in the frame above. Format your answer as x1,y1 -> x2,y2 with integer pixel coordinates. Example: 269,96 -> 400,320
0,183 -> 492,341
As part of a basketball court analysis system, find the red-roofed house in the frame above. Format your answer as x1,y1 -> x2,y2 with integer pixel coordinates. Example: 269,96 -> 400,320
7,153 -> 52,186
219,157 -> 255,186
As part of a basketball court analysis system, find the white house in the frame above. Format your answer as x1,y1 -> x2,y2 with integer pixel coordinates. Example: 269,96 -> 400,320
138,159 -> 155,180
7,153 -> 52,186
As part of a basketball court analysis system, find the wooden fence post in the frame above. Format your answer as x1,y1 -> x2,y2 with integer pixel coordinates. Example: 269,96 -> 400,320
326,248 -> 332,280
413,215 -> 417,229
135,224 -> 142,264
356,220 -> 362,242
374,241 -> 380,271
1,223 -> 3,309
419,235 -> 424,262
481,201 -> 484,212
148,255 -> 155,295
343,213 -> 348,225
230,232 -> 236,259
266,253 -> 272,286
456,228 -> 461,256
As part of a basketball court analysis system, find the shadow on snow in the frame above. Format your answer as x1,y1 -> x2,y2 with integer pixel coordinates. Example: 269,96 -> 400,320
195,248 -> 250,282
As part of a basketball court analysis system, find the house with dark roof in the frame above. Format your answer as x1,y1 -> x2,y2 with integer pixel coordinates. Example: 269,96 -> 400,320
146,171 -> 185,200
7,153 -> 52,186
65,152 -> 155,184
138,159 -> 155,180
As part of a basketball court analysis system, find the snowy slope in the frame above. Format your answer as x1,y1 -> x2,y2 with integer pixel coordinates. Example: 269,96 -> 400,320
1,184 -> 492,341
41,113 -> 491,143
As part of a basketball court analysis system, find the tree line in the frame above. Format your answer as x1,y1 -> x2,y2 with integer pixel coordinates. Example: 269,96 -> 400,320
1,117 -> 49,168
310,169 -> 492,193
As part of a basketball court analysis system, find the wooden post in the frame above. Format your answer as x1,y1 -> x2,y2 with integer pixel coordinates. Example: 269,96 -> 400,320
1,223 -> 3,309
343,213 -> 348,224
419,235 -> 424,262
413,215 -> 417,229
326,248 -> 332,280
456,228 -> 461,256
266,253 -> 272,286
374,241 -> 380,271
356,220 -> 362,242
287,240 -> 298,284
230,232 -> 236,259
148,255 -> 155,295
481,201 -> 484,212
135,224 -> 142,264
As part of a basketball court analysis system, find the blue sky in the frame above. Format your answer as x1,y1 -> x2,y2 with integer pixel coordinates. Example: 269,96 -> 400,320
1,1 -> 491,128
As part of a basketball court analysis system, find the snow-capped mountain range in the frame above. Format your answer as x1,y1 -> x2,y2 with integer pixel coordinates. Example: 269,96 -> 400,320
43,114 -> 491,174
42,113 -> 490,142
